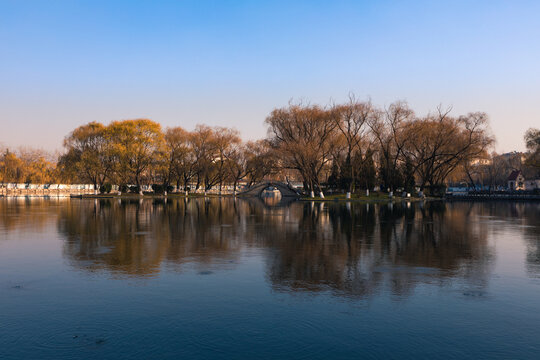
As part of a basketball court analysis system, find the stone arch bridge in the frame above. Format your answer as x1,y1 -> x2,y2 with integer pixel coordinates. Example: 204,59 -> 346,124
237,181 -> 301,198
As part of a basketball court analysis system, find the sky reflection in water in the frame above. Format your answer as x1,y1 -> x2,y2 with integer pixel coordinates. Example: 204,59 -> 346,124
0,198 -> 539,359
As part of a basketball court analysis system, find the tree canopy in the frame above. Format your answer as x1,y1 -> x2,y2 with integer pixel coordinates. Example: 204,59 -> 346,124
1,98 -> 507,197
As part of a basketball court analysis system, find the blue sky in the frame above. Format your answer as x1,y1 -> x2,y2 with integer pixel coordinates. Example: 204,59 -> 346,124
1,0 -> 539,152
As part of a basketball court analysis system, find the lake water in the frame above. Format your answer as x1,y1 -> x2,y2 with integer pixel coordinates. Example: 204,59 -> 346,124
1,197 -> 539,359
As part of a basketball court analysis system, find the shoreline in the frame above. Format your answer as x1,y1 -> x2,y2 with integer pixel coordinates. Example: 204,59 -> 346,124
2,192 -> 538,202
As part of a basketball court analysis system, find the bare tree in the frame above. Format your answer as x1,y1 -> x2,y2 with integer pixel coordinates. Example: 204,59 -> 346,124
524,128 -> 540,171
59,122 -> 114,190
331,95 -> 377,193
213,127 -> 241,193
164,127 -> 194,191
266,103 -> 339,196
225,143 -> 248,196
402,108 -> 494,193
245,140 -> 276,187
190,125 -> 217,192
369,101 -> 413,192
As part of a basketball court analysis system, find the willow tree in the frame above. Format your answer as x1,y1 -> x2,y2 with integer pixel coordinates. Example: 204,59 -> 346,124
332,97 -> 378,193
524,128 -> 540,170
244,140 -> 276,187
224,143 -> 248,195
266,103 -> 338,196
369,101 -> 414,192
0,150 -> 25,183
189,125 -> 240,192
107,119 -> 164,189
213,127 -> 241,193
19,149 -> 57,184
190,125 -> 217,191
1,148 -> 58,185
402,109 -> 494,193
163,126 -> 195,190
59,122 -> 113,190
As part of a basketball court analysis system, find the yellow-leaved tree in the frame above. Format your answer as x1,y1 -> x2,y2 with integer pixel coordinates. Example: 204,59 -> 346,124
59,121 -> 113,189
107,119 -> 165,190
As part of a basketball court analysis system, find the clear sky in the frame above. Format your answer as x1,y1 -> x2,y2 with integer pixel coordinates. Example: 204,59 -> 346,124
1,0 -> 539,153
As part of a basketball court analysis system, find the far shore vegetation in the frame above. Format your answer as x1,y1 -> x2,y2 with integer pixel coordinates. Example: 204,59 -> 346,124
1,98 -> 539,197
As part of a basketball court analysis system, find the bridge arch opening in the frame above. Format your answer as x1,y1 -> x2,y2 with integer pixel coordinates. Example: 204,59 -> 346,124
237,181 -> 301,198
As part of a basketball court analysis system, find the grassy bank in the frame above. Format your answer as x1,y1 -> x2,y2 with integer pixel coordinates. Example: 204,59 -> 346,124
73,191 -> 433,203
299,192 -> 427,202
73,192 -> 235,199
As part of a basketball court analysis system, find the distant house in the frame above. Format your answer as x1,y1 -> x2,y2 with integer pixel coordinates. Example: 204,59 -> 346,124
507,170 -> 525,190
469,157 -> 492,166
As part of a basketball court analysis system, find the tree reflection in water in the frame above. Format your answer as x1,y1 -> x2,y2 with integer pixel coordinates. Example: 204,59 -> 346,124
51,198 -> 540,297
58,198 -> 245,276
260,201 -> 483,298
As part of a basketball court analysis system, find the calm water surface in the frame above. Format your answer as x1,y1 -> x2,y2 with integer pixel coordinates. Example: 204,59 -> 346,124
1,197 -> 539,359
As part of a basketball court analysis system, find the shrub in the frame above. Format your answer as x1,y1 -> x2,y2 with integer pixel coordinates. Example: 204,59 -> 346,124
100,183 -> 112,194
119,184 -> 128,193
151,184 -> 174,194
129,185 -> 140,194
424,184 -> 447,197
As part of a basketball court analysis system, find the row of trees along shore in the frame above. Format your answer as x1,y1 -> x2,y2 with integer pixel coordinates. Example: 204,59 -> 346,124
5,97 -> 539,197
57,120 -> 275,195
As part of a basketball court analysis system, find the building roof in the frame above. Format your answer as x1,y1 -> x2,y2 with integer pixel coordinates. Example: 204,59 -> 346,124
507,170 -> 522,181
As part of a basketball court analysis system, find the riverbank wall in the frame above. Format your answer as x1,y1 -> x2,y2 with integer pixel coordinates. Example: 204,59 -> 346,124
0,184 -> 96,197
0,183 -> 241,197
446,193 -> 540,201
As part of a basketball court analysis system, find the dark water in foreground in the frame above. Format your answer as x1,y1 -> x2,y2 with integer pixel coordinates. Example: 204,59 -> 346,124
0,197 -> 539,359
